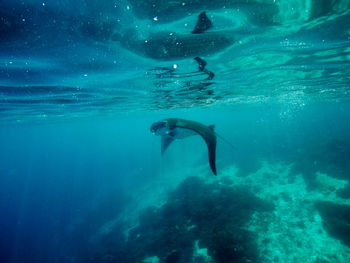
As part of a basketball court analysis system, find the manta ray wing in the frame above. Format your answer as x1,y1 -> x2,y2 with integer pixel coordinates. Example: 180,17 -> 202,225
207,139 -> 217,175
171,119 -> 217,175
161,135 -> 175,155
200,132 -> 217,175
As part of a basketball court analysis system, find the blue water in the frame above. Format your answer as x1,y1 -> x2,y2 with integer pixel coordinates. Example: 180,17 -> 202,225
1,1 -> 350,263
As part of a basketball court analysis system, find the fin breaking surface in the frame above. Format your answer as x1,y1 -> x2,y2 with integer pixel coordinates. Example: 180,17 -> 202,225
192,11 -> 213,34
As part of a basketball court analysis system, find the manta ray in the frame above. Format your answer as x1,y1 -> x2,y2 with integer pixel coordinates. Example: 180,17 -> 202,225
150,118 -> 217,175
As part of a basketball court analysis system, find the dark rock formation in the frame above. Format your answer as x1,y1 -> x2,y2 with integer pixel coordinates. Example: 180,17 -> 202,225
315,201 -> 350,247
91,176 -> 274,263
337,183 -> 350,199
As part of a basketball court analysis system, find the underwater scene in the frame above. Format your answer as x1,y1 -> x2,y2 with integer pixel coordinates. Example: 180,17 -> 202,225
1,0 -> 350,263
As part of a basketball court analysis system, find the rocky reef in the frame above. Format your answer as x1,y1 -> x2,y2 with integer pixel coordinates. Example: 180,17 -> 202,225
84,159 -> 350,263
315,201 -> 350,247
89,176 -> 273,263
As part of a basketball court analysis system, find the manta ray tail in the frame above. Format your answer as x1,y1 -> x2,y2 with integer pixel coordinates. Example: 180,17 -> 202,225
192,11 -> 213,34
206,124 -> 217,175
207,138 -> 217,175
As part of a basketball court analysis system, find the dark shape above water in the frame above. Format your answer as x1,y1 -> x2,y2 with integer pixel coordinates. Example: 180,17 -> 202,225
194,57 -> 215,80
192,11 -> 213,34
194,56 -> 207,71
150,57 -> 214,81
150,118 -> 217,175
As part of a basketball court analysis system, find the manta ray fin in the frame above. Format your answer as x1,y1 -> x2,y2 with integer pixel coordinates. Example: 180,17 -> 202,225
161,135 -> 175,155
205,138 -> 217,175
197,127 -> 217,175
191,11 -> 213,34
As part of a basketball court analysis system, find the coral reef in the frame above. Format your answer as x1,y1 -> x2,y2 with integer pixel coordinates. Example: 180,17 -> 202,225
87,160 -> 350,263
220,162 -> 350,263
90,176 -> 273,263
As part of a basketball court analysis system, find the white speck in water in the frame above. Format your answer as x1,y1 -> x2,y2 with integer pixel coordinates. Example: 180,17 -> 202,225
42,2 -> 46,6
173,64 -> 177,69
126,5 -> 130,10
83,74 -> 88,77
153,16 -> 158,21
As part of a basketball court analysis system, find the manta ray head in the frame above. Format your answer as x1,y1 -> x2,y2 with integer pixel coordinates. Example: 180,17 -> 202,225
150,120 -> 169,136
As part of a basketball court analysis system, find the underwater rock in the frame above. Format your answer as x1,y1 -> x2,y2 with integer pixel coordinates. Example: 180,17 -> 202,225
90,176 -> 273,263
145,177 -> 272,262
337,183 -> 350,199
203,227 -> 256,263
315,201 -> 350,247
165,250 -> 181,263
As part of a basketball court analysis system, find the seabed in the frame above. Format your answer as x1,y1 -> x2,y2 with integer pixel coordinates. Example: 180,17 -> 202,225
98,161 -> 350,263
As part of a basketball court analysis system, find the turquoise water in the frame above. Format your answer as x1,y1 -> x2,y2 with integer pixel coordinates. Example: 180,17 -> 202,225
1,1 -> 350,263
